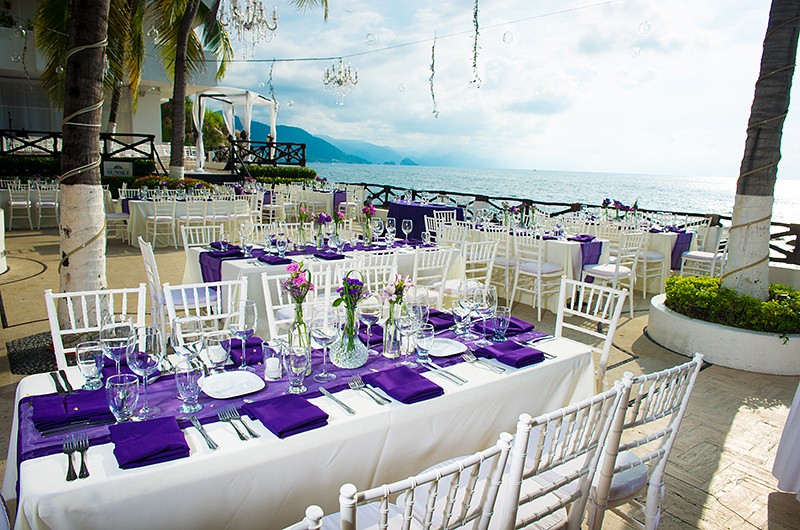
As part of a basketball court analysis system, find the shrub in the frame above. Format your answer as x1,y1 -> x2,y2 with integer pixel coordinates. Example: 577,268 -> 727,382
0,156 -> 155,180
130,176 -> 212,190
244,165 -> 316,183
664,276 -> 800,335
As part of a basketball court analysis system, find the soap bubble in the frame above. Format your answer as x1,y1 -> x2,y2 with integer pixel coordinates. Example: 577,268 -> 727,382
638,21 -> 651,35
502,31 -> 514,44
365,33 -> 378,45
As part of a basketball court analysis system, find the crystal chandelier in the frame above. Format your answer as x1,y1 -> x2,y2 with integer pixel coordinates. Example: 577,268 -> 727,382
322,59 -> 359,105
218,0 -> 278,57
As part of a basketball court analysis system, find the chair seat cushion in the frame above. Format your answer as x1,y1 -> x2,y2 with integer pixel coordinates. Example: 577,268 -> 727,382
641,250 -> 665,261
518,261 -> 564,275
681,250 -> 717,261
169,288 -> 217,308
146,215 -> 173,222
607,450 -> 648,502
494,256 -> 518,267
105,213 -> 130,220
583,263 -> 632,277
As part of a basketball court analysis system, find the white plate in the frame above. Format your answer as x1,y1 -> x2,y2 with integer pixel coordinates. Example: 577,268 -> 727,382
199,371 -> 265,399
429,338 -> 467,357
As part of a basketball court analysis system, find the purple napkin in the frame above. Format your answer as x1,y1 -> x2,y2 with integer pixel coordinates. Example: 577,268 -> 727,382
428,309 -> 455,332
358,323 -> 384,346
258,254 -> 293,265
474,341 -> 544,368
31,390 -> 115,431
109,417 -> 190,469
209,241 -> 240,250
207,249 -> 243,258
541,235 -> 558,240
649,228 -> 663,233
568,234 -> 596,242
473,316 -> 534,337
243,394 -> 328,438
666,226 -> 685,233
362,366 -> 444,404
223,336 -> 264,365
313,252 -> 345,260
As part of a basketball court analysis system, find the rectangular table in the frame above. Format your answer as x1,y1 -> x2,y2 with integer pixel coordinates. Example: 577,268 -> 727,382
3,338 -> 594,530
387,201 -> 464,240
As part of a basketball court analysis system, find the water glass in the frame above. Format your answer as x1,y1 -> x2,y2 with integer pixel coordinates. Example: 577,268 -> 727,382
451,301 -> 470,335
275,233 -> 288,257
175,360 -> 203,414
76,341 -> 104,390
283,345 -> 310,394
205,331 -> 233,373
105,374 -> 139,423
262,341 -> 283,381
492,306 -> 511,342
100,314 -> 135,375
358,295 -> 382,356
229,300 -> 258,372
171,316 -> 204,361
415,323 -> 435,363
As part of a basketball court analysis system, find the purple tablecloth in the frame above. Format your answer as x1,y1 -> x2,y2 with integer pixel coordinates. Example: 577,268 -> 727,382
387,201 -> 464,240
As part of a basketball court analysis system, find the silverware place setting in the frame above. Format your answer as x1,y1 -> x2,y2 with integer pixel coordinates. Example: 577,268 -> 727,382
348,374 -> 390,405
462,351 -> 506,374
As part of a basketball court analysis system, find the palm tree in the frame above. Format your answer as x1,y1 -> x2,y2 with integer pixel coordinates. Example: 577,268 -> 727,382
722,0 -> 800,300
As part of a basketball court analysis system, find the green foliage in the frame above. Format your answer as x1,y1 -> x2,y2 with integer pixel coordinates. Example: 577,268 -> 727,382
664,276 -> 800,335
130,176 -> 212,190
0,156 -> 155,181
245,165 -> 316,184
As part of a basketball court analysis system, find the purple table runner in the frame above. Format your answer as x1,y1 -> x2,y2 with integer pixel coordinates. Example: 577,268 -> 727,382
387,201 -> 464,240
671,232 -> 694,270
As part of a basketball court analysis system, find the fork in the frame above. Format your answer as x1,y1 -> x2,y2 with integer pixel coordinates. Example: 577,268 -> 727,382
226,407 -> 260,438
62,435 -> 77,482
218,409 -> 249,441
349,375 -> 390,405
76,432 -> 90,479
462,351 -> 506,374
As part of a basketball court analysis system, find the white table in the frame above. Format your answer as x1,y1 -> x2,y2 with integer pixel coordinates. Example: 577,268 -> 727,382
3,339 -> 594,530
127,200 -> 242,248
774,382 -> 800,501
0,189 -> 110,229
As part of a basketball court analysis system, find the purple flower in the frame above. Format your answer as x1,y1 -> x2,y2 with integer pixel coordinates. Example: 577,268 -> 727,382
602,198 -> 611,208
315,212 -> 332,226
334,273 -> 368,309
362,203 -> 376,218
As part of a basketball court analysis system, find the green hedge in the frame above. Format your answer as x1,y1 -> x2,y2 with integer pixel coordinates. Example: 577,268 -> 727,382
0,156 -> 155,180
664,276 -> 800,336
244,165 -> 316,183
130,176 -> 212,190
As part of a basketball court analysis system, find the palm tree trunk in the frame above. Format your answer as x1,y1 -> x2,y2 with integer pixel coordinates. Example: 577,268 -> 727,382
169,0 -> 201,180
723,0 -> 800,300
107,86 -> 121,133
59,0 -> 110,294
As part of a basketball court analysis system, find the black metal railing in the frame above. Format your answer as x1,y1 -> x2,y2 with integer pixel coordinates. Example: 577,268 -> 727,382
228,139 -> 306,169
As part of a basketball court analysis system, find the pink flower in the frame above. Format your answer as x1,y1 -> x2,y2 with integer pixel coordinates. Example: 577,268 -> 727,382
293,276 -> 306,287
286,263 -> 300,273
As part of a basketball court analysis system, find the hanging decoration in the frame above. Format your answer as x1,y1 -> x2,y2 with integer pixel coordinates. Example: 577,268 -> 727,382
322,58 -> 359,105
218,0 -> 279,58
267,59 -> 277,102
470,0 -> 481,87
429,35 -> 439,118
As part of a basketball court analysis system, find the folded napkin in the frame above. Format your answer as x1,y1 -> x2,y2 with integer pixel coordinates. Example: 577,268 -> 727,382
568,234 -> 596,242
31,390 -> 116,431
474,341 -> 544,368
358,323 -> 383,346
209,241 -> 240,250
665,226 -> 685,233
649,227 -> 663,233
207,249 -> 243,258
428,309 -> 456,332
313,252 -> 345,260
541,235 -> 557,240
223,336 -> 264,365
473,316 -> 534,337
243,394 -> 328,438
362,366 -> 444,404
257,254 -> 293,265
109,416 -> 190,469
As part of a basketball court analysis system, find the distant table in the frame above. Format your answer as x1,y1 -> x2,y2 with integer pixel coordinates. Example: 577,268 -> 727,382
774,382 -> 800,501
387,201 -> 463,240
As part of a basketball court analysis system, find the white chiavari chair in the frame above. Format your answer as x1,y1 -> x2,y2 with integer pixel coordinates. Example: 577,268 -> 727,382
260,269 -> 328,341
411,246 -> 455,309
35,185 -> 59,229
582,231 -> 645,318
351,249 -> 399,294
433,209 -> 457,226
423,215 -> 439,243
284,506 -> 324,530
588,354 -> 704,530
680,227 -> 729,278
180,225 -> 225,256
508,231 -> 563,321
44,284 -> 147,370
320,432 -> 513,530
437,222 -> 469,248
482,223 -> 515,297
555,277 -> 628,392
105,190 -> 130,242
163,277 -> 247,333
8,184 -> 32,229
145,199 -> 177,249
176,195 -> 207,232
636,233 -> 667,299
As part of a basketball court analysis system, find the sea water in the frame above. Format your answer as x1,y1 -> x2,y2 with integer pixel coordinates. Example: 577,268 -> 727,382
310,163 -> 800,224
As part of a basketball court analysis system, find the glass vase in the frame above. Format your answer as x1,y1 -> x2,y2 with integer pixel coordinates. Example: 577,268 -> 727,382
382,302 -> 403,359
298,227 -> 308,248
330,306 -> 368,368
362,222 -> 372,246
315,226 -> 324,250
289,302 -> 312,375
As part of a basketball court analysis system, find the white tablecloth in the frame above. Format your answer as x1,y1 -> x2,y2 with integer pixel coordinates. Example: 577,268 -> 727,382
128,200 -> 242,248
0,189 -> 110,229
3,340 -> 594,530
774,382 -> 800,501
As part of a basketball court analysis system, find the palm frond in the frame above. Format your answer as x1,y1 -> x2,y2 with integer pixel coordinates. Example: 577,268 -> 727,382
292,0 -> 329,20
33,0 -> 70,108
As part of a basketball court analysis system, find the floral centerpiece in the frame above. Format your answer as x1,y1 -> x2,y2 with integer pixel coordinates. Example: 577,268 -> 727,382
280,262 -> 314,350
362,202 -> 377,245
330,271 -> 369,368
333,211 -> 345,235
381,273 -> 413,359
314,212 -> 332,250
297,203 -> 312,245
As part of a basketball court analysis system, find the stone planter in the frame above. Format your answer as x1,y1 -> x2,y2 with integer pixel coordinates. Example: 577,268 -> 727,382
648,294 -> 800,376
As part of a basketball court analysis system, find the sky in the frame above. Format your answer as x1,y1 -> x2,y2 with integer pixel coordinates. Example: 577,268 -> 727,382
220,0 -> 800,179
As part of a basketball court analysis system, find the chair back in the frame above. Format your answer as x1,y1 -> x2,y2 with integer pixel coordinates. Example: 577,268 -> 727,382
614,231 -> 646,275
462,239 -> 499,286
412,246 -> 454,308
338,432 -> 513,530
44,284 -> 147,370
284,505 -> 324,530
433,209 -> 457,225
153,199 -> 175,217
437,223 -> 468,248
163,278 -> 248,332
181,224 -> 225,254
352,249 -> 399,294
555,277 -> 628,391
500,383 -> 626,530
138,237 -> 166,326
261,271 -> 320,341
8,185 -> 30,204
589,354 -> 704,530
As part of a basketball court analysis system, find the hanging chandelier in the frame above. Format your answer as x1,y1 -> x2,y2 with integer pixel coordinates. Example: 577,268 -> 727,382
322,59 -> 359,105
218,0 -> 278,57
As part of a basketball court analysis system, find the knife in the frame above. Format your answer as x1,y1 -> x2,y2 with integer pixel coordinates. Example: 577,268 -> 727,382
49,372 -> 67,396
59,369 -> 75,393
421,360 -> 468,386
320,388 -> 356,415
39,418 -> 116,437
189,415 -> 219,451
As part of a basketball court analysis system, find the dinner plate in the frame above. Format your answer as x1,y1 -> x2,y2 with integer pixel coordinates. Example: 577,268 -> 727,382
429,338 -> 467,357
199,371 -> 265,399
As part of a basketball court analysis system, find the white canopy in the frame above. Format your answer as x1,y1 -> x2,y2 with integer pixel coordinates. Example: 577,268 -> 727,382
192,86 -> 278,170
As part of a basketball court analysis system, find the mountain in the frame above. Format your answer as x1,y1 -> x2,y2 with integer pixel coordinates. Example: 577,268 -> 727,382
318,136 -> 411,165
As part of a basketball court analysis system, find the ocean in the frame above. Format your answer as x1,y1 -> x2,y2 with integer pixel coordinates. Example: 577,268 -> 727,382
309,163 -> 800,225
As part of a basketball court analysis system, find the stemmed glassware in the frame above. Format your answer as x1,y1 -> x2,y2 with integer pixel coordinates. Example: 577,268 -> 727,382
229,300 -> 258,372
100,314 -> 135,375
205,330 -> 233,373
127,327 -> 164,419
171,316 -> 205,363
105,374 -> 139,423
76,341 -> 104,390
401,219 -> 413,246
457,282 -> 480,341
275,231 -> 288,258
415,323 -> 435,363
175,360 -> 203,414
491,306 -> 511,342
370,217 -> 384,246
239,223 -> 254,257
474,285 -> 498,347
386,218 -> 397,246
358,295 -> 382,356
310,304 -> 340,383
283,345 -> 310,394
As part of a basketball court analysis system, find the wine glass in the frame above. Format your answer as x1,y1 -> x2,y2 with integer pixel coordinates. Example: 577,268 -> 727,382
205,330 -> 233,373
396,308 -> 420,367
127,327 -> 164,419
229,300 -> 257,372
457,282 -> 480,341
310,304 -> 340,383
76,341 -> 104,390
171,316 -> 204,362
386,217 -> 396,233
401,219 -> 413,246
275,231 -> 288,258
407,287 -> 431,325
450,300 -> 470,335
474,285 -> 498,347
358,295 -> 382,356
175,360 -> 203,414
370,216 -> 384,245
415,323 -> 435,363
100,314 -> 135,374
283,345 -> 310,394
105,374 -> 139,423
239,223 -> 254,257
